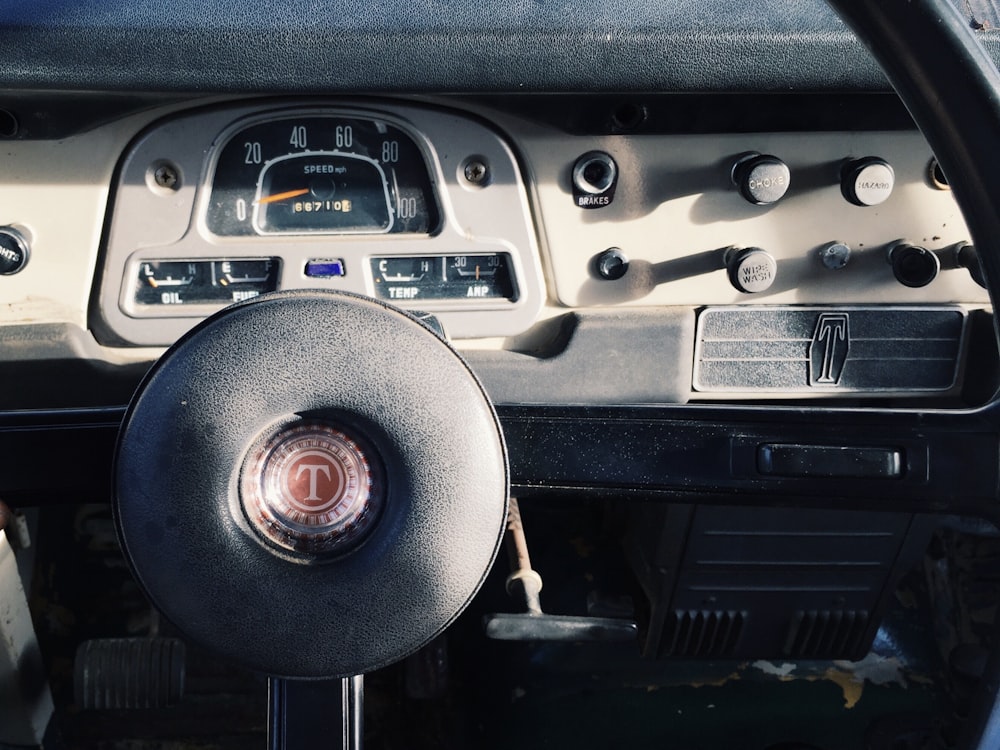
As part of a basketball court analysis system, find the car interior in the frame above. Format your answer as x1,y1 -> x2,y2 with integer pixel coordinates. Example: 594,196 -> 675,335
4,0 -> 1000,748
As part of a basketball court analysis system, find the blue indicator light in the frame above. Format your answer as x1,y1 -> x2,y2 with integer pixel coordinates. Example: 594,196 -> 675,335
305,259 -> 346,278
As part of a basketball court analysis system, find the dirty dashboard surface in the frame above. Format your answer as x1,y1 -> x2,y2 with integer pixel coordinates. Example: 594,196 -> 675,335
2,1 -> 1000,749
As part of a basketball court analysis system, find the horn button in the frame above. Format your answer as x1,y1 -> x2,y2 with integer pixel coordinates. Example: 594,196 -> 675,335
241,422 -> 382,556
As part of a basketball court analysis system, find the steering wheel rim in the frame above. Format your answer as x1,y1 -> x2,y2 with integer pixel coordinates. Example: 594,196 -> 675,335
823,1 -> 1000,747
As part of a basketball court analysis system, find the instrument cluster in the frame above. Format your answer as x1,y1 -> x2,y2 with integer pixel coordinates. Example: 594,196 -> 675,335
95,103 -> 544,346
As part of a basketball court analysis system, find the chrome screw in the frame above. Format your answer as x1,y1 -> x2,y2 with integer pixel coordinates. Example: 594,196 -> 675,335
153,164 -> 179,190
464,160 -> 489,185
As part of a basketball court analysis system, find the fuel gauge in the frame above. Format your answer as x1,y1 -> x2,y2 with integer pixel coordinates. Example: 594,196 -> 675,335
213,259 -> 281,302
216,259 -> 277,286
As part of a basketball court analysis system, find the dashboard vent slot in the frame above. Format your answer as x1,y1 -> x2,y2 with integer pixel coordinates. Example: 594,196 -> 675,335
663,610 -> 745,657
784,609 -> 869,658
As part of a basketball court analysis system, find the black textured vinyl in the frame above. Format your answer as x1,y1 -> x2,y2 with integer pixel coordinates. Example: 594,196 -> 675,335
0,0 -> 970,93
114,291 -> 508,678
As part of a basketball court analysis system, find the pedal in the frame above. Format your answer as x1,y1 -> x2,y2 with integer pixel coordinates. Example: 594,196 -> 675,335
484,498 -> 637,643
484,612 -> 637,642
74,638 -> 186,710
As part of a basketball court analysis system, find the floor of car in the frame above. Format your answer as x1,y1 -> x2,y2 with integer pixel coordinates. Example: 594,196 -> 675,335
25,500 -> 999,750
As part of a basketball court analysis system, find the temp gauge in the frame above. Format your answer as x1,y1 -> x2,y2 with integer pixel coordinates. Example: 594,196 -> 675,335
132,258 -> 280,308
371,253 -> 517,303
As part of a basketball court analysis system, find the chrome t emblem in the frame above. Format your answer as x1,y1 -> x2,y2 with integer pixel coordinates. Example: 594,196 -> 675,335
809,312 -> 850,386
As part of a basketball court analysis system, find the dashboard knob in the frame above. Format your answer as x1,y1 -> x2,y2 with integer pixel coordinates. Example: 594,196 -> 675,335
732,153 -> 790,205
818,241 -> 852,270
726,247 -> 777,293
0,227 -> 28,275
595,247 -> 629,280
841,157 -> 895,206
888,242 -> 939,288
572,151 -> 618,208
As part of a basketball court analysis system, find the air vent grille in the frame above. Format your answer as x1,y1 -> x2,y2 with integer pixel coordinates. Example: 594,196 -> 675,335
784,609 -> 870,658
662,610 -> 745,657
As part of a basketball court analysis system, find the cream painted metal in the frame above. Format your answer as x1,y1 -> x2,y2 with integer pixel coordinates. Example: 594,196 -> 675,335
0,529 -> 53,746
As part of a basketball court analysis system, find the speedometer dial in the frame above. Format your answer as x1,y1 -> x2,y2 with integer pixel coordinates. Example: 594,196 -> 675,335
205,114 -> 439,236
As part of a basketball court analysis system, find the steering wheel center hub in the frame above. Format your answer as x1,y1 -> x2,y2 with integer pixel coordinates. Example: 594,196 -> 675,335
241,422 -> 381,555
115,291 -> 507,678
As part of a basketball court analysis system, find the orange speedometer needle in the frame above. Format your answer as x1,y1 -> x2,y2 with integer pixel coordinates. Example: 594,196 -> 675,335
258,188 -> 310,205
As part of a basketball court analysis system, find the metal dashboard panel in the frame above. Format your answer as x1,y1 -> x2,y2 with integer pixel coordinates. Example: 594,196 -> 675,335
513,129 -> 988,309
693,306 -> 967,394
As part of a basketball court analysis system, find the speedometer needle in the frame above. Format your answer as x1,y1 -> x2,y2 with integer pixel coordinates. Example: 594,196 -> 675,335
258,188 -> 310,205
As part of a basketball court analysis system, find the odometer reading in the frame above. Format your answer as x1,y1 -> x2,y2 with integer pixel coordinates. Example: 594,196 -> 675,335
206,115 -> 439,236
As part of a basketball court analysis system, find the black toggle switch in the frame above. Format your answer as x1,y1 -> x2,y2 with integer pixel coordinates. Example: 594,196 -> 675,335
954,242 -> 986,288
594,247 -> 629,280
888,242 -> 939,288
